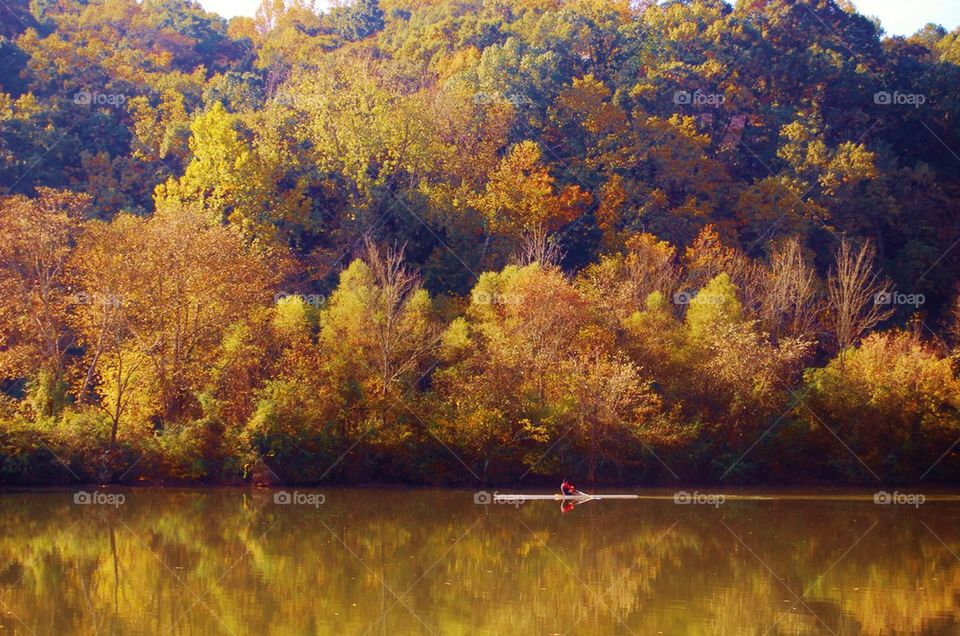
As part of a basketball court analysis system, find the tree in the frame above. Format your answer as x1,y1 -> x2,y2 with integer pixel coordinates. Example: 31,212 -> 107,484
318,240 -> 439,450
681,273 -> 809,467
69,214 -> 147,453
578,233 -> 681,326
565,339 -> 665,484
760,238 -> 821,344
332,0 -> 385,42
155,102 -> 312,244
0,189 -> 88,415
685,273 -> 744,342
683,225 -> 764,316
472,140 -> 590,259
435,262 -> 675,482
71,205 -> 277,425
433,264 -> 589,481
292,57 -> 432,208
253,0 -> 337,73
803,330 -> 960,482
827,239 -> 893,353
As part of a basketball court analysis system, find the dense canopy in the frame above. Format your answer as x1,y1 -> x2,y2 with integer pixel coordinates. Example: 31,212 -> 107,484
1,0 -> 960,486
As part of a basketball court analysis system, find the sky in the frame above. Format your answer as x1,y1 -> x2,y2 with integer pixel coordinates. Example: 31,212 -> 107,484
197,0 -> 960,37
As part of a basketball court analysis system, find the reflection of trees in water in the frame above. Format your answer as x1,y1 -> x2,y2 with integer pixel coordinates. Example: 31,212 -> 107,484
0,492 -> 958,634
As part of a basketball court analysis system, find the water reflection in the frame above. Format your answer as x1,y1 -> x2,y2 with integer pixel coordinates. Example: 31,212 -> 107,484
0,489 -> 958,634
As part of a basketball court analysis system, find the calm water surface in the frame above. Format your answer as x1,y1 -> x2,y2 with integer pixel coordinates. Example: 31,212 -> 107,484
1,488 -> 959,635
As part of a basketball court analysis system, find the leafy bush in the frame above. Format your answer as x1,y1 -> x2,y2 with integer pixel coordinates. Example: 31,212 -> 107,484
803,331 -> 960,483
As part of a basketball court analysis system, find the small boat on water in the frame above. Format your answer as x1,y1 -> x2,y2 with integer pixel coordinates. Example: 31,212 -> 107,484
493,493 -> 639,502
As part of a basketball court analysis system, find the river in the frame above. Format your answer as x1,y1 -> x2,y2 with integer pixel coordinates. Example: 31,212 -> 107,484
0,488 -> 957,634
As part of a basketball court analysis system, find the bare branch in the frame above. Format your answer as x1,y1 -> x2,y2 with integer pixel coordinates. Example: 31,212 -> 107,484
827,239 -> 893,353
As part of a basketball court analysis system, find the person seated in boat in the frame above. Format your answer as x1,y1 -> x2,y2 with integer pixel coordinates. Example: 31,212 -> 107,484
560,480 -> 580,497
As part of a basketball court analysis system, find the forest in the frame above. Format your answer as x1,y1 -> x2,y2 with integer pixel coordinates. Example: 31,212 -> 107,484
1,0 -> 959,486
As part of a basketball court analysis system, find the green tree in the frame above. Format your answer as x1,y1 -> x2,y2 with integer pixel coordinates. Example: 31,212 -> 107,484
332,0 -> 385,42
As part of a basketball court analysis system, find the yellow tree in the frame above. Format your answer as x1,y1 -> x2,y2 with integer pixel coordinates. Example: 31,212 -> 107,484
318,241 -> 440,448
0,189 -> 89,415
564,327 -> 667,484
578,232 -> 681,325
293,57 -> 433,204
69,215 -> 151,453
436,263 -> 669,482
155,102 -> 311,244
154,102 -> 251,221
778,119 -> 878,198
433,264 -> 587,481
804,330 -> 960,481
680,274 -> 809,460
683,224 -> 764,317
71,205 -> 278,426
417,82 -> 515,211
127,89 -> 191,164
472,140 -> 590,261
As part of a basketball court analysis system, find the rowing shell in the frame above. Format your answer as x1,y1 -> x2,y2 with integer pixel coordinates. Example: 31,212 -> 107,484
493,494 -> 639,502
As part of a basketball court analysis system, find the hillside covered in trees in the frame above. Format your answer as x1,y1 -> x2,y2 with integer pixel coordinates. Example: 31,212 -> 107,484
2,0 -> 960,486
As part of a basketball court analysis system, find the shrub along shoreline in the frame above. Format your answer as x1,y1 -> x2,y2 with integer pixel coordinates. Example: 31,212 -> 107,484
2,240 -> 958,488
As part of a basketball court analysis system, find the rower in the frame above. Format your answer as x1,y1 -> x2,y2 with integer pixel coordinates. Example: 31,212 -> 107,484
560,479 -> 580,497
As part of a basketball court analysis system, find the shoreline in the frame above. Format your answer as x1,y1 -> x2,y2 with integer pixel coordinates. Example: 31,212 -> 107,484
3,483 -> 958,498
